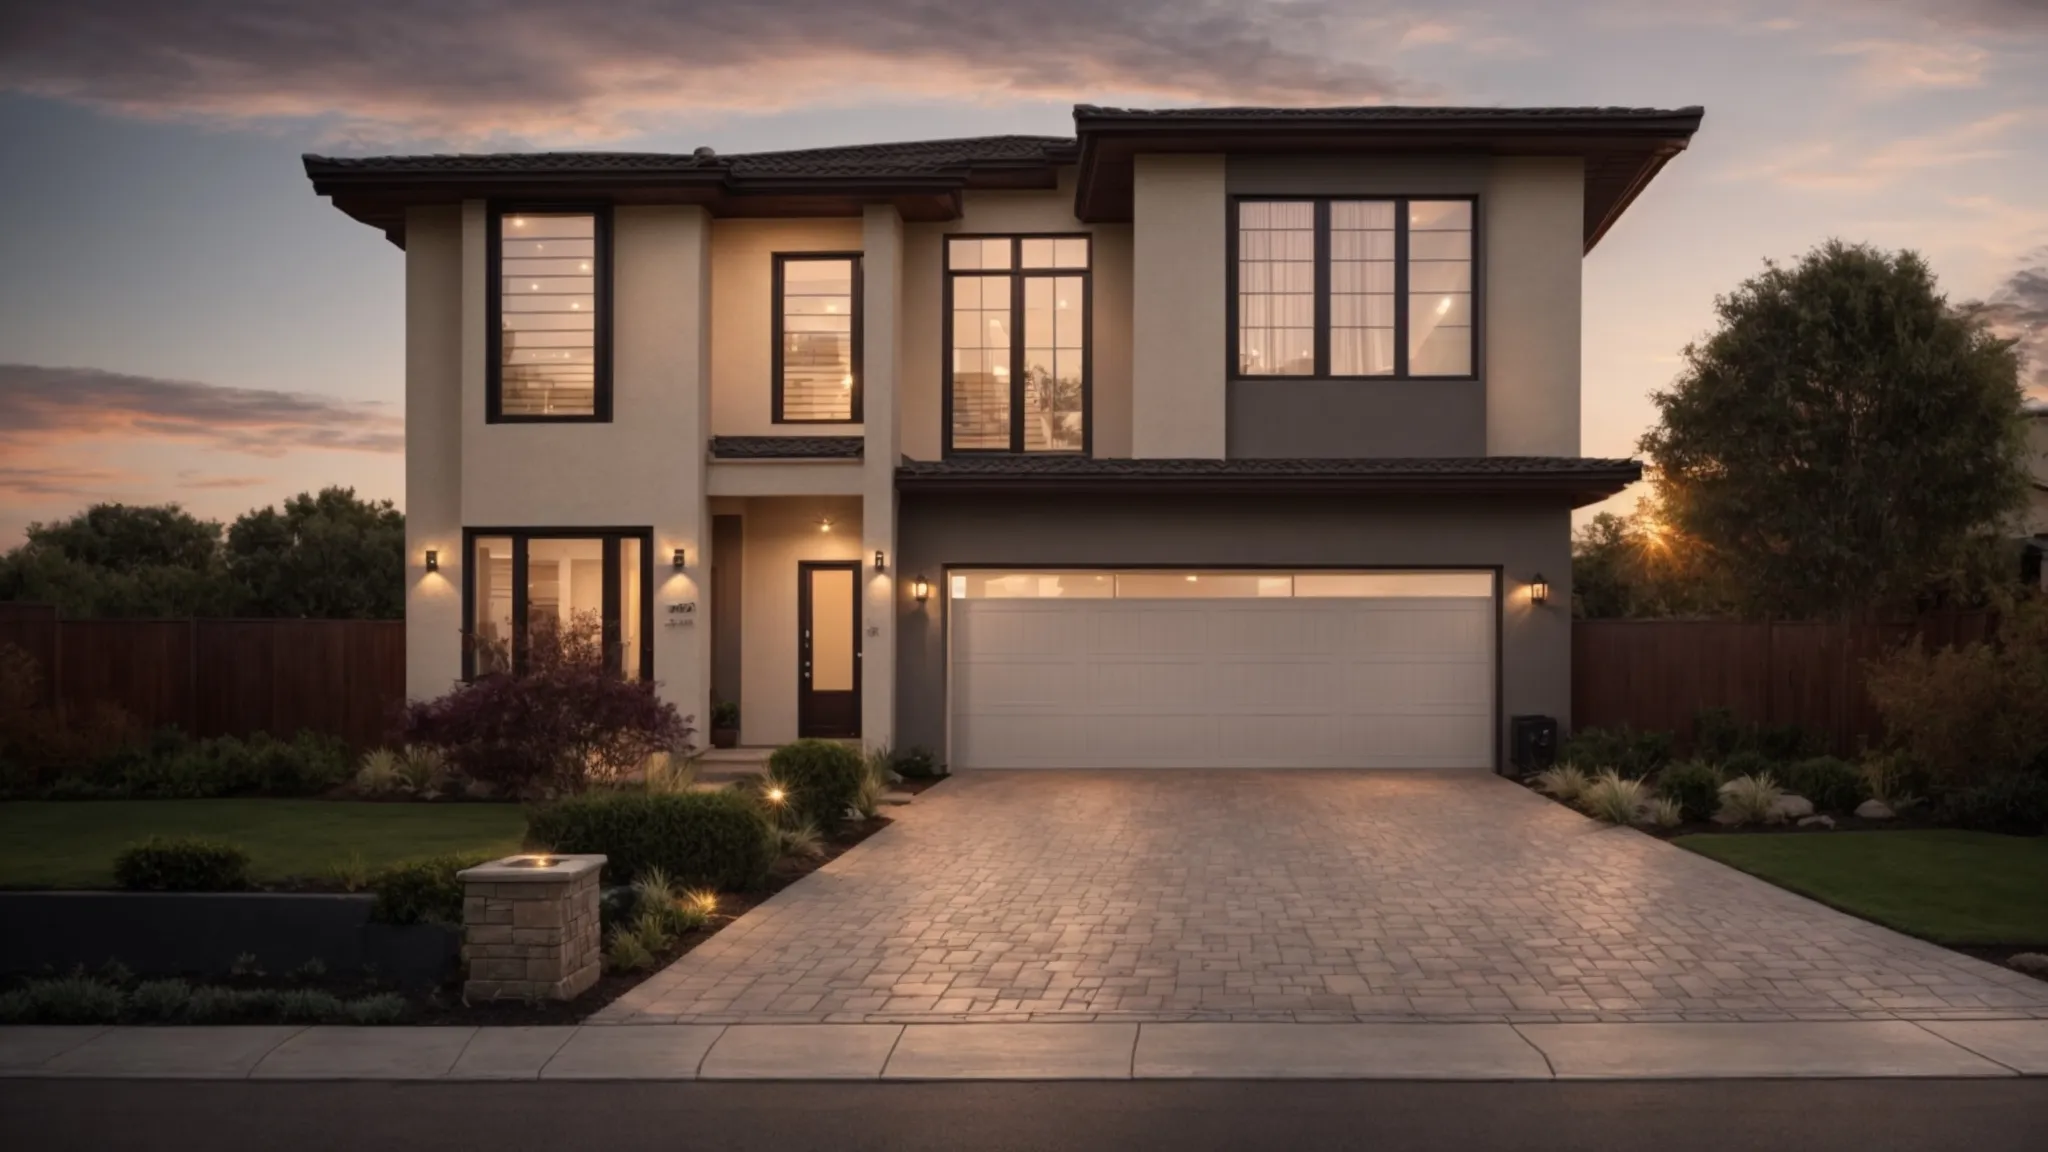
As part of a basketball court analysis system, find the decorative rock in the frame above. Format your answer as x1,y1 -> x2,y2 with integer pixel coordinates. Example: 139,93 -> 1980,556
1772,794 -> 1815,820
1797,815 -> 1835,829
1855,799 -> 1895,820
2009,953 -> 2048,978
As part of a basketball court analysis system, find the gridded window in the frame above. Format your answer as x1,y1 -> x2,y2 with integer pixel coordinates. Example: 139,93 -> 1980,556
492,210 -> 607,419
1236,201 -> 1315,376
947,235 -> 1089,453
774,255 -> 860,423
1233,197 -> 1475,379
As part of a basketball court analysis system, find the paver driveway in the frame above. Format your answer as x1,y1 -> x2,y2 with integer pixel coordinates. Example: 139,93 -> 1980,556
596,772 -> 2048,1025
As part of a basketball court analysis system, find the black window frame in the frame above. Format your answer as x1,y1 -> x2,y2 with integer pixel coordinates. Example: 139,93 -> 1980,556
771,251 -> 864,425
1227,194 -> 1480,383
941,232 -> 1094,457
487,203 -> 615,424
460,526 -> 654,682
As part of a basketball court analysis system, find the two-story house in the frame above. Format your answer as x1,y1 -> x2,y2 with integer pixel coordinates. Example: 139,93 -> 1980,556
305,104 -> 1703,772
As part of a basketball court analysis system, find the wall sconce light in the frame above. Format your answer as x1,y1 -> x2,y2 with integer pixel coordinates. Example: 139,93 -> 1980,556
1530,573 -> 1550,605
913,575 -> 930,603
874,549 -> 887,573
672,548 -> 687,571
817,517 -> 833,533
424,550 -> 439,572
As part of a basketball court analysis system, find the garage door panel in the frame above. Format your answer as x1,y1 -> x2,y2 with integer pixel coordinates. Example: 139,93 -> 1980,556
951,577 -> 1494,770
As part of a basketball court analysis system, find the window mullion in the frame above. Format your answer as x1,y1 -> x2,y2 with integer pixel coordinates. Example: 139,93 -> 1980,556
509,537 -> 529,676
1394,199 -> 1410,378
1313,200 -> 1331,379
1010,265 -> 1025,453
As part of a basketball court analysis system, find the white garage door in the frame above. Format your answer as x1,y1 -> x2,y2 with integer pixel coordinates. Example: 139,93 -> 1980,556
948,570 -> 1495,769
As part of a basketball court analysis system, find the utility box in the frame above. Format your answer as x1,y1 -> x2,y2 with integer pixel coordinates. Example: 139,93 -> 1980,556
1509,715 -> 1558,777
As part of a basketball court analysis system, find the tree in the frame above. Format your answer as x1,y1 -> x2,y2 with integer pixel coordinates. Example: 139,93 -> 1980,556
225,487 -> 404,619
1569,505 -> 1727,619
0,504 -> 234,617
1640,240 -> 2031,618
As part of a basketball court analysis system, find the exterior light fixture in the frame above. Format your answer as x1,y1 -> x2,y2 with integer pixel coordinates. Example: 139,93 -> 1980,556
1530,574 -> 1550,605
672,548 -> 687,570
817,517 -> 833,533
874,549 -> 887,572
424,550 -> 438,572
913,575 -> 930,603
764,786 -> 787,805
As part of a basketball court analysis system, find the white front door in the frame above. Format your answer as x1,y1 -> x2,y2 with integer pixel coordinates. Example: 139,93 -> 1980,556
947,570 -> 1495,769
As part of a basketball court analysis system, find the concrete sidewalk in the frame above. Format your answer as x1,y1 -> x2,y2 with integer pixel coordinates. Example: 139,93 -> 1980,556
5,1019 -> 2048,1081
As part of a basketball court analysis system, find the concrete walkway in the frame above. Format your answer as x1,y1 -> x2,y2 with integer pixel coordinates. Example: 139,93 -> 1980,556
6,1019 -> 2048,1080
600,771 -> 2048,1024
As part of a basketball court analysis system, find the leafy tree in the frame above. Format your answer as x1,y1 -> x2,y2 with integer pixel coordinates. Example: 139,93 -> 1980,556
224,487 -> 404,619
1641,240 -> 2030,618
0,505 -> 234,617
1569,504 -> 1727,618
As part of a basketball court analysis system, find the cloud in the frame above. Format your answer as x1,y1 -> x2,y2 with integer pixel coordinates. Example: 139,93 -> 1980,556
1969,248 -> 2048,400
0,364 -> 402,457
0,0 -> 1423,144
1827,39 -> 1991,90
1730,110 -> 2036,191
0,465 -> 135,501
175,471 -> 273,491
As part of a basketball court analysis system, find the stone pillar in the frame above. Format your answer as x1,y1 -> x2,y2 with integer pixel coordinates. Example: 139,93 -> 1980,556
458,854 -> 606,1002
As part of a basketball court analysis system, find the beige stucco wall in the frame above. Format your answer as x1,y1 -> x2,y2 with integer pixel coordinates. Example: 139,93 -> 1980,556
709,218 -> 866,438
735,495 -> 864,746
403,206 -> 466,699
1484,156 -> 1585,457
900,169 -> 1134,461
1132,154 -> 1227,459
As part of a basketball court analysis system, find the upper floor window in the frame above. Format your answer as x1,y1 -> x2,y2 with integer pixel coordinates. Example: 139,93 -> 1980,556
1233,198 -> 1474,380
489,207 -> 610,422
774,254 -> 862,423
946,235 -> 1090,454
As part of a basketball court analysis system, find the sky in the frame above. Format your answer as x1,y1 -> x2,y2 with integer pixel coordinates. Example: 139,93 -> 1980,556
0,0 -> 2044,546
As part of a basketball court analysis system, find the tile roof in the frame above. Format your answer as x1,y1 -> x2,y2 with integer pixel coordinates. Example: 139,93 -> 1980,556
710,436 -> 864,460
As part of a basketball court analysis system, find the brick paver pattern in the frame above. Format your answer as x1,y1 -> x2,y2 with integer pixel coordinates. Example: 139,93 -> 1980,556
595,772 -> 2048,1025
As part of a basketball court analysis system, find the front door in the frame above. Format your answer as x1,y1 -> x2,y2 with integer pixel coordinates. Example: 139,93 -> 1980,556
797,561 -> 860,738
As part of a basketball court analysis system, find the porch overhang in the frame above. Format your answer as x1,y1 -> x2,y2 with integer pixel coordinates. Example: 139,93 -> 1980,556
896,456 -> 1642,507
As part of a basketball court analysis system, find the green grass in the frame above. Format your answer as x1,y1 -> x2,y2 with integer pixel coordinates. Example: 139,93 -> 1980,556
0,800 -> 529,889
1676,830 -> 2048,945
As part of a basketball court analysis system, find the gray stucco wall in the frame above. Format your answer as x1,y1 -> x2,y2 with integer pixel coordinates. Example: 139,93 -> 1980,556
893,491 -> 1573,771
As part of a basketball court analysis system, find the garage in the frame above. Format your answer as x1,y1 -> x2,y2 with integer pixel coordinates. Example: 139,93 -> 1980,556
947,569 -> 1496,769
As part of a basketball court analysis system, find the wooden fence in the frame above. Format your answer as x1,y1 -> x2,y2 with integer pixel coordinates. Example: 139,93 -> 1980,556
1571,612 -> 2000,755
0,603 -> 405,750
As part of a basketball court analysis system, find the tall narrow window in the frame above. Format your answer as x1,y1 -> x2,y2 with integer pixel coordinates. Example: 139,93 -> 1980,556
490,208 -> 609,421
774,254 -> 861,422
1234,197 -> 1475,380
947,235 -> 1090,453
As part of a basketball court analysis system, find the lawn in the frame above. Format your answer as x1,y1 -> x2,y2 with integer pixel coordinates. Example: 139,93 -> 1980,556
0,800 -> 530,889
1676,830 -> 2048,945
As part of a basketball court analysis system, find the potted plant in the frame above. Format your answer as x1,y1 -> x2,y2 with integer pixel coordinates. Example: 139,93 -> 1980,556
710,700 -> 740,749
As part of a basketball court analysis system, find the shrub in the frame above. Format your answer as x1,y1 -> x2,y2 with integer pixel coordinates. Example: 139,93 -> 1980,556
184,986 -> 284,1023
1534,764 -> 1589,801
1717,773 -> 1784,827
767,739 -> 867,828
711,700 -> 740,731
1559,725 -> 1672,779
1578,771 -> 1647,824
527,789 -> 775,889
278,989 -> 346,1023
605,926 -> 656,972
1655,759 -> 1724,822
1778,756 -> 1866,813
0,976 -> 125,1024
356,748 -> 404,794
128,979 -> 193,1022
114,837 -> 251,891
0,644 -> 144,791
370,853 -> 495,925
774,818 -> 825,861
1937,773 -> 2048,836
1719,749 -> 1779,782
111,730 -> 349,799
1865,600 -> 2048,785
891,746 -> 944,780
397,745 -> 448,795
1860,749 -> 1929,811
855,748 -> 893,819
1692,708 -> 1823,764
1646,797 -> 1684,829
401,612 -> 693,795
343,992 -> 408,1025
326,852 -> 371,892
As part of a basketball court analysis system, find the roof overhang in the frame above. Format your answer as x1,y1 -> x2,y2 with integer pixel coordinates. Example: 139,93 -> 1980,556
1070,106 -> 1704,252
896,457 -> 1642,508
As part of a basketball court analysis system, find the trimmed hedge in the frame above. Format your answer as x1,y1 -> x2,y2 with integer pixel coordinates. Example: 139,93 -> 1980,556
1655,759 -> 1724,822
1778,756 -> 1866,813
527,790 -> 775,889
113,837 -> 251,892
1560,725 -> 1673,780
767,739 -> 867,827
370,852 -> 497,925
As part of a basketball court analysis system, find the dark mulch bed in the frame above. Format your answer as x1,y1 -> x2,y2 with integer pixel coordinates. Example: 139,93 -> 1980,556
892,775 -> 949,796
1950,944 -> 2048,982
409,812 -> 897,1025
1516,777 -> 1939,840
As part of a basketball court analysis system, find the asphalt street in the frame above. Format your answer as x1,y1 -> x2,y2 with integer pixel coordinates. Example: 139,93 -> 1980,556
4,1078 -> 2047,1151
